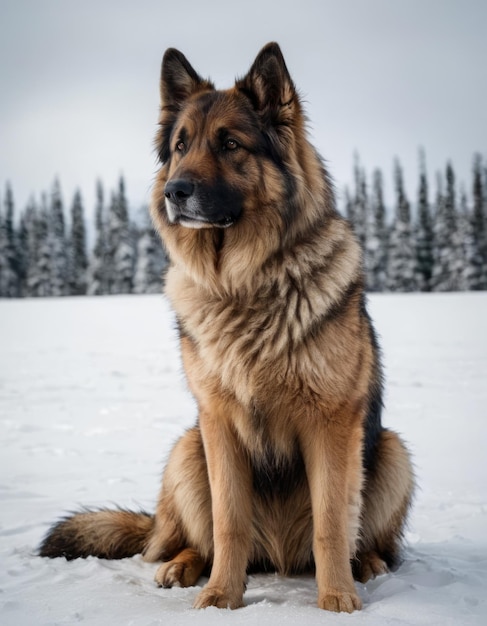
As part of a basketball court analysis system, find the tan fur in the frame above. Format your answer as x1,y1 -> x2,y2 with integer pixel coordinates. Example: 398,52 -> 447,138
39,43 -> 414,613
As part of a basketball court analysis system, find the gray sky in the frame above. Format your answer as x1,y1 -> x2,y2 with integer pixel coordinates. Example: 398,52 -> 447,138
1,0 -> 486,219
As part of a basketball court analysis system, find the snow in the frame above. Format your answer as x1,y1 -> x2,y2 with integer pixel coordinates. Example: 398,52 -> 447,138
1,292 -> 486,625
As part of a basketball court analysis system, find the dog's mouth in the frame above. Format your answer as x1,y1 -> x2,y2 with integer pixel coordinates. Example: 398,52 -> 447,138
168,208 -> 236,230
165,197 -> 238,230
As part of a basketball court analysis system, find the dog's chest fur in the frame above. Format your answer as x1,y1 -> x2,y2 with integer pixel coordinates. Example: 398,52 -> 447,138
164,223 -> 363,414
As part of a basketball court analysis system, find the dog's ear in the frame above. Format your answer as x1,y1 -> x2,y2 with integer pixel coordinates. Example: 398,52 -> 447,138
236,43 -> 298,127
157,49 -> 214,163
160,48 -> 214,110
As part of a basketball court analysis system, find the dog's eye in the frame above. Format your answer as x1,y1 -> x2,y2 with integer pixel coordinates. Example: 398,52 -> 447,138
175,141 -> 186,153
224,139 -> 239,151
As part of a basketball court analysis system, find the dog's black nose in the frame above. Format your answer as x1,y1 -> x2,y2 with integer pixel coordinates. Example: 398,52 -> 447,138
164,179 -> 194,203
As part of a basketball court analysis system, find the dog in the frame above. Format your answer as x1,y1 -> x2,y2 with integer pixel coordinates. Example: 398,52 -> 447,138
39,42 -> 414,613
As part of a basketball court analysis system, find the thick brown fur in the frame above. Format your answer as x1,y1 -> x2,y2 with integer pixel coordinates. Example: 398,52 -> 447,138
39,43 -> 414,613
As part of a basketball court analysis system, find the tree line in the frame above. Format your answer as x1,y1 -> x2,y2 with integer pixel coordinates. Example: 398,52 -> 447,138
0,153 -> 486,298
344,152 -> 487,292
0,177 -> 167,298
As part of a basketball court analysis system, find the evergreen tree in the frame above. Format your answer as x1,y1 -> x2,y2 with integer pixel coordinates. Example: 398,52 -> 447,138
431,173 -> 445,290
432,163 -> 464,291
32,195 -> 53,297
351,155 -> 367,249
415,151 -> 434,291
0,210 -> 11,297
446,163 -> 466,289
0,183 -> 19,297
105,191 -> 119,293
386,160 -> 416,291
344,186 -> 354,224
16,211 -> 29,296
459,187 -> 482,290
365,169 -> 388,292
22,198 -> 40,297
107,177 -> 135,294
87,180 -> 109,295
69,190 -> 88,295
49,179 -> 68,296
4,184 -> 19,292
471,154 -> 487,288
133,214 -> 167,294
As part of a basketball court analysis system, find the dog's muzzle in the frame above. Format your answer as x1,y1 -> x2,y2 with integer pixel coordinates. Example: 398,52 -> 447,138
164,178 -> 240,229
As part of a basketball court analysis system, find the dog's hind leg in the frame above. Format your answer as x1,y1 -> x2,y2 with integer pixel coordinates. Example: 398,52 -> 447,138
155,548 -> 206,588
354,429 -> 414,582
143,427 -> 213,569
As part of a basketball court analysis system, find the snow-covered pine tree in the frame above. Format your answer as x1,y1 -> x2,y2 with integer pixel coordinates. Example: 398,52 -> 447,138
459,186 -> 483,290
69,190 -> 88,295
343,186 -> 354,223
105,191 -> 118,293
107,177 -> 135,294
22,198 -> 40,297
351,154 -> 367,250
49,179 -> 68,296
87,180 -> 109,295
133,212 -> 167,294
365,169 -> 388,292
447,163 -> 467,290
0,208 -> 13,297
0,183 -> 19,297
16,211 -> 29,296
431,163 -> 464,291
386,160 -> 417,291
415,151 -> 434,291
431,173 -> 445,290
31,195 -> 53,297
4,184 -> 20,295
471,154 -> 487,289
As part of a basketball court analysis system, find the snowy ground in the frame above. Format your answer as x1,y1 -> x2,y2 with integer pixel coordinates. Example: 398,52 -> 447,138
0,292 -> 486,625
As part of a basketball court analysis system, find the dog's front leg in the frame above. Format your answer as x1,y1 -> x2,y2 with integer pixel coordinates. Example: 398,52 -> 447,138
193,407 -> 252,609
300,419 -> 363,613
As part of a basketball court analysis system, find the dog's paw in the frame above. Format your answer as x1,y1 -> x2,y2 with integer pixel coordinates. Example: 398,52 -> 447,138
318,589 -> 362,613
353,550 -> 389,583
155,549 -> 205,588
193,585 -> 243,609
155,562 -> 188,588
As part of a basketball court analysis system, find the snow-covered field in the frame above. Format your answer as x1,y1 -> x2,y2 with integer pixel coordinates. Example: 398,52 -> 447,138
1,292 -> 486,625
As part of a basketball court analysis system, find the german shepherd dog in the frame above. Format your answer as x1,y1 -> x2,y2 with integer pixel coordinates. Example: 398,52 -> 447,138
40,43 -> 414,613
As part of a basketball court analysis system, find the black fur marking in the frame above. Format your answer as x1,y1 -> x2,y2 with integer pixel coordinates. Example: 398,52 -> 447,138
361,294 -> 385,473
362,385 -> 384,473
157,122 -> 173,164
193,90 -> 222,118
252,446 -> 306,500
184,180 -> 244,225
175,316 -> 188,340
306,278 -> 362,342
304,283 -> 384,473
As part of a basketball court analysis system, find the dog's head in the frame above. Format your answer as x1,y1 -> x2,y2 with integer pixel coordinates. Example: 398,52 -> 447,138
152,43 -> 304,231
150,44 -> 332,290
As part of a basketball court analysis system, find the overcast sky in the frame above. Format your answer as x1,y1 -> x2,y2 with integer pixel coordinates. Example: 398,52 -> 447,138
1,0 -> 486,219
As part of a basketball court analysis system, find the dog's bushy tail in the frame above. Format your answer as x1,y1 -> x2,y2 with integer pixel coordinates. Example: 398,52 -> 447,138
39,509 -> 154,560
